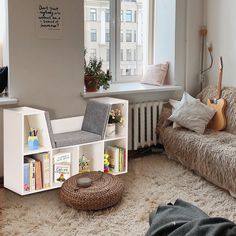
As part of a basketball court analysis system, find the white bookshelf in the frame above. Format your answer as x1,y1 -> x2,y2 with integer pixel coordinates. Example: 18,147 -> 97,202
4,97 -> 128,195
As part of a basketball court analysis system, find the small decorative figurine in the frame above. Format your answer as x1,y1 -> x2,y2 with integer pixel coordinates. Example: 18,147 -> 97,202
104,153 -> 110,173
79,155 -> 90,173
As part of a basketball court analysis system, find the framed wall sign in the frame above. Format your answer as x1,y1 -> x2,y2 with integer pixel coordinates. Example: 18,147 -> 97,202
35,0 -> 63,39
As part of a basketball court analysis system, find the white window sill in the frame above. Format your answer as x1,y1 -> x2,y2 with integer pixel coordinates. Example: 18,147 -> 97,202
81,82 -> 182,98
0,97 -> 18,105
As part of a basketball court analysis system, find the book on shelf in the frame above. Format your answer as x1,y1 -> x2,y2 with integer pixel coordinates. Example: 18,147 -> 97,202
106,146 -> 126,173
24,157 -> 36,191
53,152 -> 71,184
35,160 -> 43,190
34,152 -> 50,189
24,163 -> 30,192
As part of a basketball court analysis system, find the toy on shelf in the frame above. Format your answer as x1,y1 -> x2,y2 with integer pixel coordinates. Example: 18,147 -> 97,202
79,155 -> 90,173
28,128 -> 39,150
104,153 -> 110,173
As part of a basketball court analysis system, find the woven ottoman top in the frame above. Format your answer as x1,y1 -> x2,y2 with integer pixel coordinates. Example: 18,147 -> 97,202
60,171 -> 124,210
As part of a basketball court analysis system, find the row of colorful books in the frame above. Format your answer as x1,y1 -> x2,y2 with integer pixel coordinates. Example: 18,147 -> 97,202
24,153 -> 50,192
106,146 -> 126,173
24,152 -> 72,192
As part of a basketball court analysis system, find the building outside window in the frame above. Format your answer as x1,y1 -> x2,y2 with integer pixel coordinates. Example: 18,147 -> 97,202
126,68 -> 131,75
134,49 -> 137,60
90,29 -> 97,42
105,29 -> 110,42
133,30 -> 136,42
126,49 -> 132,61
134,11 -> 137,22
106,49 -> 110,61
120,49 -> 124,61
105,9 -> 110,22
90,8 -> 97,21
120,30 -> 123,42
126,30 -> 132,42
90,49 -> 96,58
84,0 -> 148,81
126,10 -> 132,22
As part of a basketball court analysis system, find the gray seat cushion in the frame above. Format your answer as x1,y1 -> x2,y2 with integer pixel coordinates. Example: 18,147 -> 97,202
54,130 -> 102,148
82,100 -> 111,138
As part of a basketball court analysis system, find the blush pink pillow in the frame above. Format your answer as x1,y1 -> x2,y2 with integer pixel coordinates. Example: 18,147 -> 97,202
141,63 -> 169,86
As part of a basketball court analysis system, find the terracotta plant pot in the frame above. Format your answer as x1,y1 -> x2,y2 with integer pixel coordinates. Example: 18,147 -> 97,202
84,75 -> 99,92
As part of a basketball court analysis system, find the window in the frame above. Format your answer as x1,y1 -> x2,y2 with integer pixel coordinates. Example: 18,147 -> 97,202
126,49 -> 132,61
105,29 -> 110,42
120,49 -> 124,61
120,30 -> 123,42
126,69 -> 131,75
126,10 -> 132,22
90,8 -> 97,21
126,30 -> 132,42
106,49 -> 110,61
105,9 -> 110,22
85,0 -> 150,82
90,29 -> 97,42
90,49 -> 96,59
134,11 -> 137,23
134,49 -> 137,60
133,30 -> 136,43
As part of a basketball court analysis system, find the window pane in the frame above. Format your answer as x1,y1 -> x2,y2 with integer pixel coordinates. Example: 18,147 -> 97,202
84,0 -> 110,72
126,10 -> 132,22
126,30 -> 132,42
120,0 -> 144,77
90,29 -> 97,42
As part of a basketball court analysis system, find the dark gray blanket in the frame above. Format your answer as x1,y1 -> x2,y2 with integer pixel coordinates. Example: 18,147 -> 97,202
146,199 -> 236,236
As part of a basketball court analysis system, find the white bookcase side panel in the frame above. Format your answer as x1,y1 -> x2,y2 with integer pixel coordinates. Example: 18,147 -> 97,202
4,110 -> 24,194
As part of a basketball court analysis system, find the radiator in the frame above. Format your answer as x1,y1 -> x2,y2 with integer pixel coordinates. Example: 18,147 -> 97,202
128,101 -> 163,150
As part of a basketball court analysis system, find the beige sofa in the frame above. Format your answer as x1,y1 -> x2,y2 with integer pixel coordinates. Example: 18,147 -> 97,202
158,86 -> 236,197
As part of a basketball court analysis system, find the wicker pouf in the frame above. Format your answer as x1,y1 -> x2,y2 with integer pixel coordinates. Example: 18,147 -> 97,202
60,171 -> 124,210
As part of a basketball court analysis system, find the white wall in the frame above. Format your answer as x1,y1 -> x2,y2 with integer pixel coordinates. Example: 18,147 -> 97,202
155,0 -> 204,96
205,0 -> 236,87
154,0 -> 176,84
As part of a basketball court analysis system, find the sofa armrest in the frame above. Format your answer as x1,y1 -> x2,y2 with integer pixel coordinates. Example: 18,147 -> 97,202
157,103 -> 173,135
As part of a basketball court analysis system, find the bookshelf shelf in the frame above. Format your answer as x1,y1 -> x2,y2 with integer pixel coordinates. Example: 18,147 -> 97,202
4,97 -> 128,195
24,145 -> 50,156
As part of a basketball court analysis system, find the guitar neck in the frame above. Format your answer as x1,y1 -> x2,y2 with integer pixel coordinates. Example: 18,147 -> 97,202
217,57 -> 223,100
217,70 -> 223,99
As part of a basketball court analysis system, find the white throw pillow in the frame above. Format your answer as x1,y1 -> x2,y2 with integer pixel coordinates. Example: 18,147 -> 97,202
169,92 -> 198,128
168,100 -> 216,134
141,63 -> 169,86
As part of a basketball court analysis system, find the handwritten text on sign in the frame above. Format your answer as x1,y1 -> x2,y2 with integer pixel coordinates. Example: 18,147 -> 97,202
35,1 -> 63,39
38,5 -> 62,30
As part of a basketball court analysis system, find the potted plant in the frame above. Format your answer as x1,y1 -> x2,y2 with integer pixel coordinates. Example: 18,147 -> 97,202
106,108 -> 124,137
84,51 -> 112,92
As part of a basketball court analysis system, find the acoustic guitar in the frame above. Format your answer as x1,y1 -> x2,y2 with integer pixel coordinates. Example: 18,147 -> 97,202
207,57 -> 227,131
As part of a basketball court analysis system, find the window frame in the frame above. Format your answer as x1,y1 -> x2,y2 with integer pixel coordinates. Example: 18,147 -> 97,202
90,8 -> 97,21
85,0 -> 154,83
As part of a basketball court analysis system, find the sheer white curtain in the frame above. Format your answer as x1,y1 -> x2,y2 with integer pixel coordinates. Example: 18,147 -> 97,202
0,0 -> 5,67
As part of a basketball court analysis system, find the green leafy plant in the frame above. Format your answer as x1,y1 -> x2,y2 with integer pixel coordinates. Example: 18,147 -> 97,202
84,50 -> 112,90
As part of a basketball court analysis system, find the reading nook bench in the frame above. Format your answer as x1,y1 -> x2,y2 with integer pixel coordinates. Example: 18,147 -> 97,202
4,97 -> 128,196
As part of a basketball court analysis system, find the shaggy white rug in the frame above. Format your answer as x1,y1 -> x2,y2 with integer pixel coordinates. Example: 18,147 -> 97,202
0,154 -> 236,236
